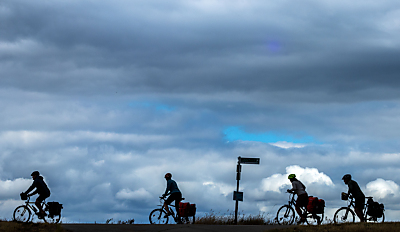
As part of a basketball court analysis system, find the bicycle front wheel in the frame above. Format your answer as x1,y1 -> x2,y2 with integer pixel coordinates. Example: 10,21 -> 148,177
276,205 -> 295,225
334,207 -> 355,224
149,209 -> 169,224
13,205 -> 31,222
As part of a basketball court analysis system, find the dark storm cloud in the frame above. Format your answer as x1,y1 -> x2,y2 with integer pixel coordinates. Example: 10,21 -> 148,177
2,0 -> 400,102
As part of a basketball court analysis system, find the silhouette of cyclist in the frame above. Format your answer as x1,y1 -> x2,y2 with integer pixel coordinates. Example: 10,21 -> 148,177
162,173 -> 182,219
287,174 -> 308,224
23,171 -> 50,219
342,174 -> 365,222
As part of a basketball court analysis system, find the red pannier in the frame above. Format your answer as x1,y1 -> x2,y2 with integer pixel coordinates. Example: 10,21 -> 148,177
315,199 -> 325,214
188,204 -> 196,216
307,197 -> 319,213
179,202 -> 196,217
179,202 -> 190,217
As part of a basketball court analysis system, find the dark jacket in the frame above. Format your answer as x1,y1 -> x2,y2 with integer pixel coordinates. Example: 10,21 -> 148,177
26,176 -> 50,196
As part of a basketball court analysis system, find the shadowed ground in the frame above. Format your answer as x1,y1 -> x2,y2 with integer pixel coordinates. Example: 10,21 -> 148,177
63,224 -> 290,232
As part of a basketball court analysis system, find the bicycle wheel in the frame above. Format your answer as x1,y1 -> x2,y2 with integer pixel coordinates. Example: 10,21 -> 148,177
149,209 -> 169,224
13,205 -> 31,222
306,213 -> 323,225
181,215 -> 195,224
276,205 -> 295,225
43,213 -> 61,223
365,213 -> 385,223
334,207 -> 355,224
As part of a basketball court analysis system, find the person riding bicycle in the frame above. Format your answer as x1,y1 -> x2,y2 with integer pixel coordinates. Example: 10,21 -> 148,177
287,174 -> 308,224
342,174 -> 365,222
23,171 -> 51,219
162,173 -> 182,220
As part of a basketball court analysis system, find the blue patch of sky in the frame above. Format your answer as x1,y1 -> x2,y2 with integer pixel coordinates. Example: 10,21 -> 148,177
129,101 -> 175,112
224,126 -> 319,144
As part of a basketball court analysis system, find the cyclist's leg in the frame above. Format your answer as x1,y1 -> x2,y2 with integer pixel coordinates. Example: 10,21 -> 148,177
164,198 -> 172,216
35,195 -> 45,215
354,197 -> 365,222
175,192 -> 182,216
296,194 -> 308,222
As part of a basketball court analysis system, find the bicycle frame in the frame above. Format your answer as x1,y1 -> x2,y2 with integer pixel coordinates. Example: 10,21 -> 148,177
24,198 -> 46,214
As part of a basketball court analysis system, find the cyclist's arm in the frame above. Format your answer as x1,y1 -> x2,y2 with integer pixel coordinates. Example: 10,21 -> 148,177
25,182 -> 36,196
163,181 -> 171,197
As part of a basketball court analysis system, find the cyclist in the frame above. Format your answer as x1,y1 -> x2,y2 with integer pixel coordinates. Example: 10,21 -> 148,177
23,171 -> 51,219
342,174 -> 365,222
287,174 -> 308,224
162,173 -> 182,220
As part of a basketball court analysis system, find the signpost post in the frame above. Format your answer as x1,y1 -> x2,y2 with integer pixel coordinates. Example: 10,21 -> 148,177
234,156 -> 260,224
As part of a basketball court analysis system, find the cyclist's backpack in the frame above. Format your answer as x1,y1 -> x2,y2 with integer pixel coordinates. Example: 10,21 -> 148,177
47,202 -> 63,216
188,204 -> 196,216
315,199 -> 325,214
307,197 -> 319,213
179,202 -> 190,217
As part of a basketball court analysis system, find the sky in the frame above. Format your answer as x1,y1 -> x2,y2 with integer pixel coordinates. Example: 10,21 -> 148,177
1,0 -> 400,223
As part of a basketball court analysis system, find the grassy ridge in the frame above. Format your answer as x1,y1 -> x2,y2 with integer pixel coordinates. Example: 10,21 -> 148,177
195,211 -> 274,225
0,221 -> 65,232
270,222 -> 400,232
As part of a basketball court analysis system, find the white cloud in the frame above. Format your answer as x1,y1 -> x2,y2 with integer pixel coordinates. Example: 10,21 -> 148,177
261,165 -> 334,193
0,178 -> 31,199
116,188 -> 153,201
365,178 -> 400,200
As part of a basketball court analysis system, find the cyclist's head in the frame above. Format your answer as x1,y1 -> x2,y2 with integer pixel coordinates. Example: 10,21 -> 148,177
31,171 -> 40,177
288,174 -> 296,179
164,173 -> 172,180
342,174 -> 351,181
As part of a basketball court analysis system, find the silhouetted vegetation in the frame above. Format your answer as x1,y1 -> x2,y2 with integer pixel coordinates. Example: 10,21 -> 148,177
195,210 -> 274,225
0,220 -> 65,232
270,222 -> 400,232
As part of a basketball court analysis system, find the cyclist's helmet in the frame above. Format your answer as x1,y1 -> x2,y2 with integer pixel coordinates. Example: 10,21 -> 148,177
31,171 -> 40,176
342,174 -> 351,180
288,174 -> 296,179
165,173 -> 172,179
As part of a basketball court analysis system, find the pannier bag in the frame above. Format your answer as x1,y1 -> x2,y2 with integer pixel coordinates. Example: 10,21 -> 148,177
188,204 -> 196,216
315,199 -> 325,214
47,202 -> 63,216
367,198 -> 384,218
179,202 -> 190,217
179,202 -> 196,217
307,197 -> 319,213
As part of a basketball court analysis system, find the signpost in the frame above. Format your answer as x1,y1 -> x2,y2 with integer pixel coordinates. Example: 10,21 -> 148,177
234,156 -> 260,224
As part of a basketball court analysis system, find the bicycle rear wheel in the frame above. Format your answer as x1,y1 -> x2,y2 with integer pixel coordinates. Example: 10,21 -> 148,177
334,207 -> 355,223
365,213 -> 385,223
43,213 -> 61,223
306,213 -> 323,225
13,205 -> 31,222
149,209 -> 169,224
181,215 -> 195,224
276,205 -> 295,225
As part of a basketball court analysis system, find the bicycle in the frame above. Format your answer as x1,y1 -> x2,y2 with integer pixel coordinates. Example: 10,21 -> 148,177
13,195 -> 62,223
149,197 -> 195,224
333,193 -> 384,223
276,191 -> 323,225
